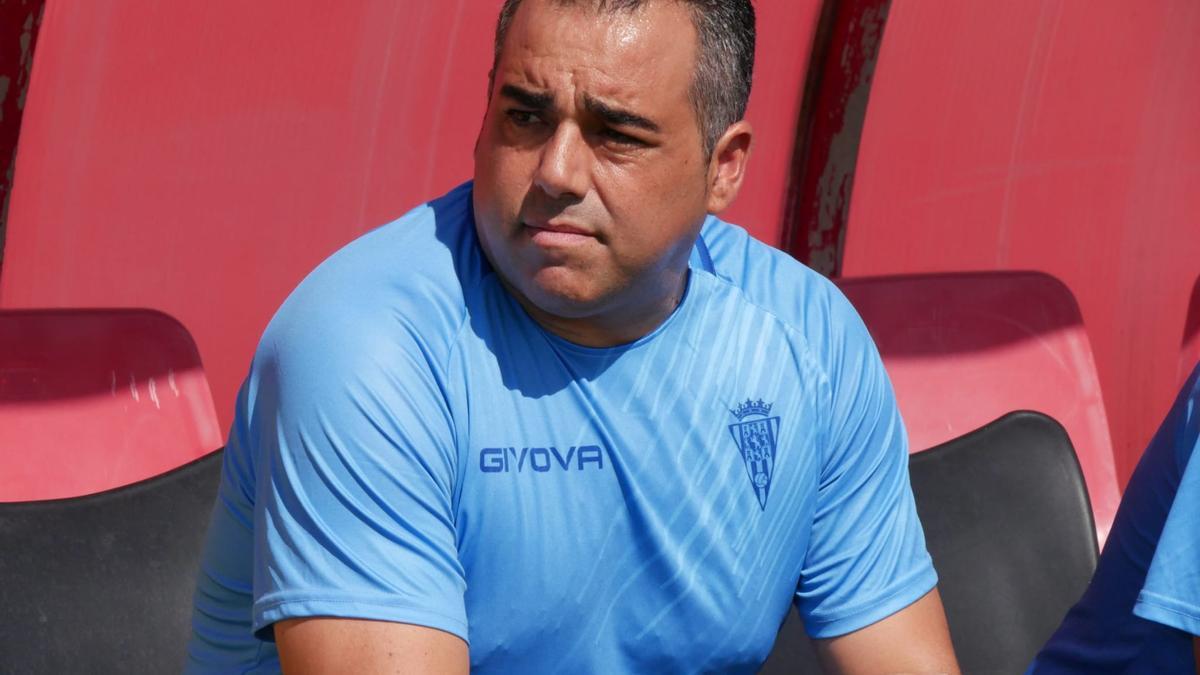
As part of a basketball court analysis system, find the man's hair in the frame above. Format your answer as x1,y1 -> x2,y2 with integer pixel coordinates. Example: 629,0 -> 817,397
491,0 -> 756,156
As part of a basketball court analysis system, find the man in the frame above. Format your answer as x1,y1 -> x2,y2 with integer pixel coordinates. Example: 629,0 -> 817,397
187,0 -> 959,672
1030,364 -> 1200,673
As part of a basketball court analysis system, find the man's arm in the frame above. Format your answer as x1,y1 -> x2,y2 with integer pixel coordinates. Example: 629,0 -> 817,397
276,618 -> 468,675
792,283 -> 949,665
812,589 -> 960,675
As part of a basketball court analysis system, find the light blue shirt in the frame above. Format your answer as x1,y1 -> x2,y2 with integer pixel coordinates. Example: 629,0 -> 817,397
1030,364 -> 1200,673
186,182 -> 936,673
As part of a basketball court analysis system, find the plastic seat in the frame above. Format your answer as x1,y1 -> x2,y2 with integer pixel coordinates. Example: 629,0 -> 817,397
835,271 -> 1119,541
0,308 -> 222,500
0,448 -> 222,673
760,411 -> 1098,674
909,411 -> 1097,673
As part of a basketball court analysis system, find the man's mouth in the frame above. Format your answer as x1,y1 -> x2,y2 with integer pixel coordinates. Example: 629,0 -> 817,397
522,219 -> 596,247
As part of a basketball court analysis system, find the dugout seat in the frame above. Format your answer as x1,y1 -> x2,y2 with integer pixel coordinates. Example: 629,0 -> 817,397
0,448 -> 222,673
760,411 -> 1098,674
908,411 -> 1097,673
835,271 -> 1119,542
0,308 -> 222,500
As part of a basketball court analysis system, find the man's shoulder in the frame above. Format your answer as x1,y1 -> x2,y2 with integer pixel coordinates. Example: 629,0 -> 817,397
262,182 -> 483,365
693,216 -> 865,345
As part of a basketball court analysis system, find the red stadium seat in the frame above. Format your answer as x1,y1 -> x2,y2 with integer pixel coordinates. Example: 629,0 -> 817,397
836,271 -> 1120,541
0,309 -> 222,500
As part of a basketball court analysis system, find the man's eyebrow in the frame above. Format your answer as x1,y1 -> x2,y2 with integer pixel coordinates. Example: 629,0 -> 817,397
499,84 -> 553,110
584,95 -> 661,133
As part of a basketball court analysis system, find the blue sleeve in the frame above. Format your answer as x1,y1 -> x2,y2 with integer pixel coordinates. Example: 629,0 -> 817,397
186,381 -> 272,670
795,287 -> 938,638
247,284 -> 468,643
1134,370 -> 1200,636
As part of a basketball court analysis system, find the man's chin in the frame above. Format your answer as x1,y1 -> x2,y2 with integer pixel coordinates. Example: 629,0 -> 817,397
520,283 -> 607,320
492,260 -> 618,322
497,267 -> 609,319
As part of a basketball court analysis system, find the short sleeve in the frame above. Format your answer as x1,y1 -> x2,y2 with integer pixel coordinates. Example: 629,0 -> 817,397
795,291 -> 937,638
247,302 -> 468,643
1134,372 -> 1200,637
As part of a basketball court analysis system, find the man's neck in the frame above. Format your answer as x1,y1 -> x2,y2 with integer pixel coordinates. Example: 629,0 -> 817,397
507,269 -> 689,349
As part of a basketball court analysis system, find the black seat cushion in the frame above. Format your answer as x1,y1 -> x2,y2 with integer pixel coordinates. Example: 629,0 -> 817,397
761,411 -> 1098,674
0,449 -> 222,673
909,411 -> 1098,674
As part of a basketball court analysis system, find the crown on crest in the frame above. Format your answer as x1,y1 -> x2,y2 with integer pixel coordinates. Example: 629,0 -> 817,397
731,398 -> 772,420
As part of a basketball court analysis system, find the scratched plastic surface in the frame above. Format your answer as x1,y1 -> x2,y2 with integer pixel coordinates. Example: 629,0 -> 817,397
842,0 -> 1200,485
838,271 -> 1119,542
0,309 -> 221,500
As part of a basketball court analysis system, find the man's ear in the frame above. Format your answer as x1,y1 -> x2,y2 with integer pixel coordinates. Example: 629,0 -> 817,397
705,120 -> 753,214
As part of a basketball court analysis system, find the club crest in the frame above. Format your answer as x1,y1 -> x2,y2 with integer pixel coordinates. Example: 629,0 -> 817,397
728,398 -> 780,510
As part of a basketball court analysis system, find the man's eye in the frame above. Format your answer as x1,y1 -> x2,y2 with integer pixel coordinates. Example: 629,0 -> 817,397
506,109 -> 542,127
599,128 -> 645,148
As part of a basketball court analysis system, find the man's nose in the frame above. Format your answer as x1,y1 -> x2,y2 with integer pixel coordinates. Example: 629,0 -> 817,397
533,123 -> 589,200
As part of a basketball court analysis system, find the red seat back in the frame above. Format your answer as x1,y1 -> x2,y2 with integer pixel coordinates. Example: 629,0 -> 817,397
837,271 -> 1120,541
0,309 -> 222,500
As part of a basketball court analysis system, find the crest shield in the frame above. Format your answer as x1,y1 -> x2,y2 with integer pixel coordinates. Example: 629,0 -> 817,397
728,415 -> 780,510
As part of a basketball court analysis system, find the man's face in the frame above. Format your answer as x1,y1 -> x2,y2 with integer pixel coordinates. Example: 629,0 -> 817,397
473,0 -> 712,330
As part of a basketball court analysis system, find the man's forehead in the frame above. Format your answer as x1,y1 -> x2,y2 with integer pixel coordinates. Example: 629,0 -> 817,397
496,0 -> 697,106
537,0 -> 656,20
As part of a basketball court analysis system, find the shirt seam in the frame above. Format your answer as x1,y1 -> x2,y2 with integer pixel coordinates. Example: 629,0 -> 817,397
1136,592 -> 1200,622
256,596 -> 467,631
696,267 -> 832,391
696,259 -> 837,455
803,563 -> 937,627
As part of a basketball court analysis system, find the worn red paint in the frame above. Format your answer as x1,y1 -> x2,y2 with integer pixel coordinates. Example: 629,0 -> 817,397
0,0 -> 43,276
783,0 -> 890,276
